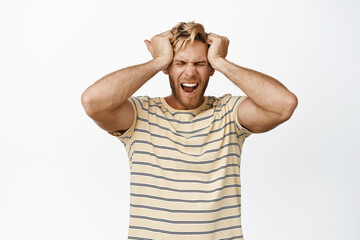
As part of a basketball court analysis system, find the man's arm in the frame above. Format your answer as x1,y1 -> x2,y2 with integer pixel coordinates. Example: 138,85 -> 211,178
81,30 -> 174,133
207,33 -> 298,133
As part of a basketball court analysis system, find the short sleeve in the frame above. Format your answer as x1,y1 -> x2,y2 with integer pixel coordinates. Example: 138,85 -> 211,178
233,96 -> 252,139
219,94 -> 252,139
107,96 -> 148,145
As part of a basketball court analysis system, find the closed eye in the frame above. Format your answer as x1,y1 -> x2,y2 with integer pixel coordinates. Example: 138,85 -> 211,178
195,62 -> 207,66
173,61 -> 207,66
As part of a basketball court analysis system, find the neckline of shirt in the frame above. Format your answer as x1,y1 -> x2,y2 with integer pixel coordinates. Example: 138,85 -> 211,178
159,96 -> 209,114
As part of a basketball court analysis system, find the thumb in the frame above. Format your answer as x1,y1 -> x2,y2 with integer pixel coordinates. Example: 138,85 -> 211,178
144,39 -> 151,50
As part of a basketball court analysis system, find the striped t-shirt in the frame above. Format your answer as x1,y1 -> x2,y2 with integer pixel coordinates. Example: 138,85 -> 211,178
110,93 -> 252,240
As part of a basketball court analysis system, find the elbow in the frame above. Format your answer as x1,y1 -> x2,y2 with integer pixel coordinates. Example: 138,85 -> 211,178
81,91 -> 96,117
279,93 -> 298,121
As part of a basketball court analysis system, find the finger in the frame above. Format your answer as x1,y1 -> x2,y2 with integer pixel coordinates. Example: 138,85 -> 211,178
157,30 -> 173,39
164,30 -> 175,42
160,30 -> 172,35
208,32 -> 222,38
206,36 -> 214,45
207,34 -> 217,43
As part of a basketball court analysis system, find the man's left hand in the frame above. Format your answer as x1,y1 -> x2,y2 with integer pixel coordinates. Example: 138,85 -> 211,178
206,33 -> 229,69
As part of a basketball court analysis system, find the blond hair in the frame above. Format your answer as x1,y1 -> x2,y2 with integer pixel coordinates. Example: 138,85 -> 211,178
171,21 -> 208,53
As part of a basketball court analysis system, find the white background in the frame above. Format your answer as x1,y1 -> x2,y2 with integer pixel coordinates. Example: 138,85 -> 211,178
1,0 -> 359,239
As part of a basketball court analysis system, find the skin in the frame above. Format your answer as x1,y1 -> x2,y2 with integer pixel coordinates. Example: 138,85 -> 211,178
162,40 -> 214,110
81,29 -> 298,134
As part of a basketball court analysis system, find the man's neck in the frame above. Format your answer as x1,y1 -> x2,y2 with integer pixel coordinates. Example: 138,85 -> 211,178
164,95 -> 205,110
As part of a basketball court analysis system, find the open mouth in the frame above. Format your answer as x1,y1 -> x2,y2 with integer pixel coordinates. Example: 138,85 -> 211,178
180,82 -> 199,94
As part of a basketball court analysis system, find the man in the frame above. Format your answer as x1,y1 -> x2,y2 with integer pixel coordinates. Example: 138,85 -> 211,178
81,21 -> 297,240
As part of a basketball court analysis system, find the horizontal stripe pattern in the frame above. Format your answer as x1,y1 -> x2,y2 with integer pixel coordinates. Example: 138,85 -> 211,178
129,203 -> 241,213
113,94 -> 251,240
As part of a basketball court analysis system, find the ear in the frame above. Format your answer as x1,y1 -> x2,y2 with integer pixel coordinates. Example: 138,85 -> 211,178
162,68 -> 169,75
209,66 -> 215,76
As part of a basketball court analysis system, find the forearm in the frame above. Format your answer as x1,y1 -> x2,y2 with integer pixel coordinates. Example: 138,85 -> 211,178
81,58 -> 165,115
212,58 -> 297,115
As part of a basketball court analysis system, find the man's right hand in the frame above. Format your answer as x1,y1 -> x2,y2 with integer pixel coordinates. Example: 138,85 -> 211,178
82,30 -> 175,136
144,30 -> 174,70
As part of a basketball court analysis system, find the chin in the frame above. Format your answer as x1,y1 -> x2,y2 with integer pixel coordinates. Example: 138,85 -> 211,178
169,76 -> 209,109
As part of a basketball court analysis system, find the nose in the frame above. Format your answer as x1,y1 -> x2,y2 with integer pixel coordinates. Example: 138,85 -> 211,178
184,63 -> 197,78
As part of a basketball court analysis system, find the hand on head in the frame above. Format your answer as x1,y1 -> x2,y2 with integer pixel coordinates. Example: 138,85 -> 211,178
144,30 -> 229,71
144,30 -> 174,70
206,33 -> 229,68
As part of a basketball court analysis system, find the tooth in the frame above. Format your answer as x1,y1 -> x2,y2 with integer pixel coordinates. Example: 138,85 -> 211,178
182,83 -> 197,87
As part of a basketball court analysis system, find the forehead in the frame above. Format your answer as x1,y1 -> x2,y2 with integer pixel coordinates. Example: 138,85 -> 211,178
173,40 -> 208,62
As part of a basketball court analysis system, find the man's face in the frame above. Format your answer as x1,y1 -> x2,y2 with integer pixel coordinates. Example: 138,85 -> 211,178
164,40 -> 215,110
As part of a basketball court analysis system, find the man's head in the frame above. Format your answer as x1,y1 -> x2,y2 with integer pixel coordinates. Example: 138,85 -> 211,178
163,21 -> 215,110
